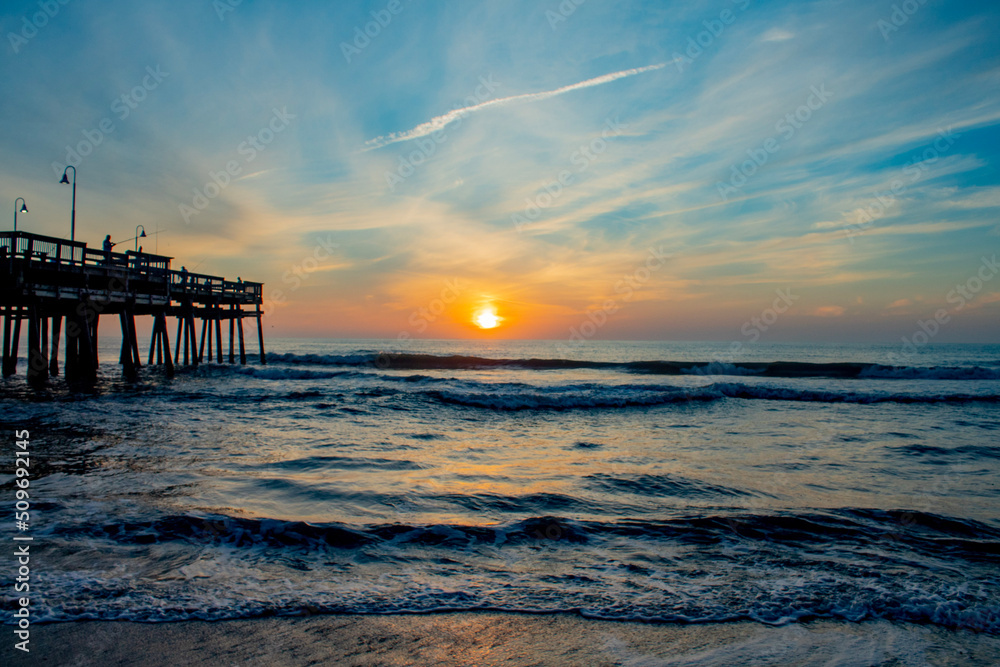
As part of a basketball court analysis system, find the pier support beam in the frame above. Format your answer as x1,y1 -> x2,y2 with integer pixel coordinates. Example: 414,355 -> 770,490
75,302 -> 97,383
118,306 -> 141,381
199,316 -> 209,363
174,316 -> 183,366
40,314 -> 48,376
215,305 -> 223,364
5,309 -> 23,377
27,304 -> 45,386
186,311 -> 198,368
49,315 -> 61,377
128,309 -> 140,373
256,304 -> 266,365
229,305 -> 235,364
119,311 -> 138,381
237,307 -> 246,365
64,312 -> 78,381
2,308 -> 14,377
149,311 -> 174,378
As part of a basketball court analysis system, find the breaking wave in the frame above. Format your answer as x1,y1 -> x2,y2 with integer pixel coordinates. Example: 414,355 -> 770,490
267,352 -> 1000,381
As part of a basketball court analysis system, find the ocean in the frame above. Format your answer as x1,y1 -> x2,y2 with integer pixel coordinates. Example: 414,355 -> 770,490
2,339 -> 999,637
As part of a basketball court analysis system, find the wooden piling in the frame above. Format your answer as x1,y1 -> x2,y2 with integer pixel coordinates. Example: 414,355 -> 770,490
49,315 -> 61,376
175,316 -> 184,366
186,311 -> 198,367
160,313 -> 175,378
2,309 -> 13,377
40,315 -> 48,376
27,304 -> 45,386
256,304 -> 266,365
10,310 -> 22,376
148,314 -> 158,366
199,316 -> 209,363
237,308 -> 246,365
76,304 -> 97,382
64,310 -> 78,381
215,306 -> 223,364
119,311 -> 137,381
91,313 -> 99,368
128,309 -> 140,371
229,305 -> 235,364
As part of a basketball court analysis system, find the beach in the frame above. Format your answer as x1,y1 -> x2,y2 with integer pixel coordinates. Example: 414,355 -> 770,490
13,614 -> 1000,666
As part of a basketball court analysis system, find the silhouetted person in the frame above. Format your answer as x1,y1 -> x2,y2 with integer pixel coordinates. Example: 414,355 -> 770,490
180,266 -> 188,289
131,247 -> 145,272
103,235 -> 116,264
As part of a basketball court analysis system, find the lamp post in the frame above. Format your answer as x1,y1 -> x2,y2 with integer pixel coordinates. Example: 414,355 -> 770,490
14,198 -> 27,232
59,166 -> 76,241
134,225 -> 147,252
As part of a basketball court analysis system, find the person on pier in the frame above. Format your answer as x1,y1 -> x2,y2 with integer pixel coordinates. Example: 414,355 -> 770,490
103,235 -> 116,264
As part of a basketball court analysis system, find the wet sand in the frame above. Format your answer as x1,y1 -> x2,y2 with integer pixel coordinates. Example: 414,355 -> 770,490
9,613 -> 1000,666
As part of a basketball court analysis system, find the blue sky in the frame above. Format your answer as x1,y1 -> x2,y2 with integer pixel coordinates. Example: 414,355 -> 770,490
2,0 -> 999,342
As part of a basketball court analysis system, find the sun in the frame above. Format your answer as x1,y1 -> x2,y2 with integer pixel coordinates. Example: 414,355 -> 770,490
473,306 -> 503,330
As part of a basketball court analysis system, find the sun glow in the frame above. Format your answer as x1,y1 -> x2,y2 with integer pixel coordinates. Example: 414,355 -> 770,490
473,305 -> 503,330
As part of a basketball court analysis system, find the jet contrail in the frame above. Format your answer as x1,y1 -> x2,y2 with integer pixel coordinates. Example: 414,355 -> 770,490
363,63 -> 666,151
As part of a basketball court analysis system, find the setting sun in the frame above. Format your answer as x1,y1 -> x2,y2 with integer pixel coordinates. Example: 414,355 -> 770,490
473,306 -> 503,330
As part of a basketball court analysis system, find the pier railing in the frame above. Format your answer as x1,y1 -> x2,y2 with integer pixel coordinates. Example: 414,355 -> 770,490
1,230 -> 86,265
1,231 -> 262,305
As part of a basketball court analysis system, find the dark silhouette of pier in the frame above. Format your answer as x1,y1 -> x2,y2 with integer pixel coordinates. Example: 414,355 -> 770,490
1,231 -> 265,385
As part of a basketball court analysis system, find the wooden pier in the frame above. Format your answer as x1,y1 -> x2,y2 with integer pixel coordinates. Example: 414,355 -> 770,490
0,231 -> 265,385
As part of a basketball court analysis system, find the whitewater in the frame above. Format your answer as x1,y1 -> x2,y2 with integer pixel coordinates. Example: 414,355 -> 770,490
1,339 -> 998,636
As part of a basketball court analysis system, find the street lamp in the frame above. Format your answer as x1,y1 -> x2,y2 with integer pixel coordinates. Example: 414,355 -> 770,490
14,198 -> 27,231
59,166 -> 77,241
135,225 -> 147,252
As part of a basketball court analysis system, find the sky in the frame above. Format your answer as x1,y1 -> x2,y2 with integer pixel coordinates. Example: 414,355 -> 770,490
2,0 -> 999,343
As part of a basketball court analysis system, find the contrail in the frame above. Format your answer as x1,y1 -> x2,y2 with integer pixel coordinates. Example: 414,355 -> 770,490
363,63 -> 666,151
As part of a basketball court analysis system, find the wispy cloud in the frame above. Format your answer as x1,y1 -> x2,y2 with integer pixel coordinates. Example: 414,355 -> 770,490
761,28 -> 794,42
362,63 -> 667,151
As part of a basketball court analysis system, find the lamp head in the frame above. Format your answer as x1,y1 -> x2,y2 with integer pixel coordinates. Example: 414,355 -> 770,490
60,173 -> 70,184
19,203 -> 28,213
140,229 -> 147,238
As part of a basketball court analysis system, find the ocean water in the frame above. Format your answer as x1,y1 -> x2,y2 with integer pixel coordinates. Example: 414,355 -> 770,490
1,339 -> 999,634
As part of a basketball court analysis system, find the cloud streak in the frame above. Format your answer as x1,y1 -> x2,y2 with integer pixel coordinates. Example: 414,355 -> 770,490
362,63 -> 667,151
